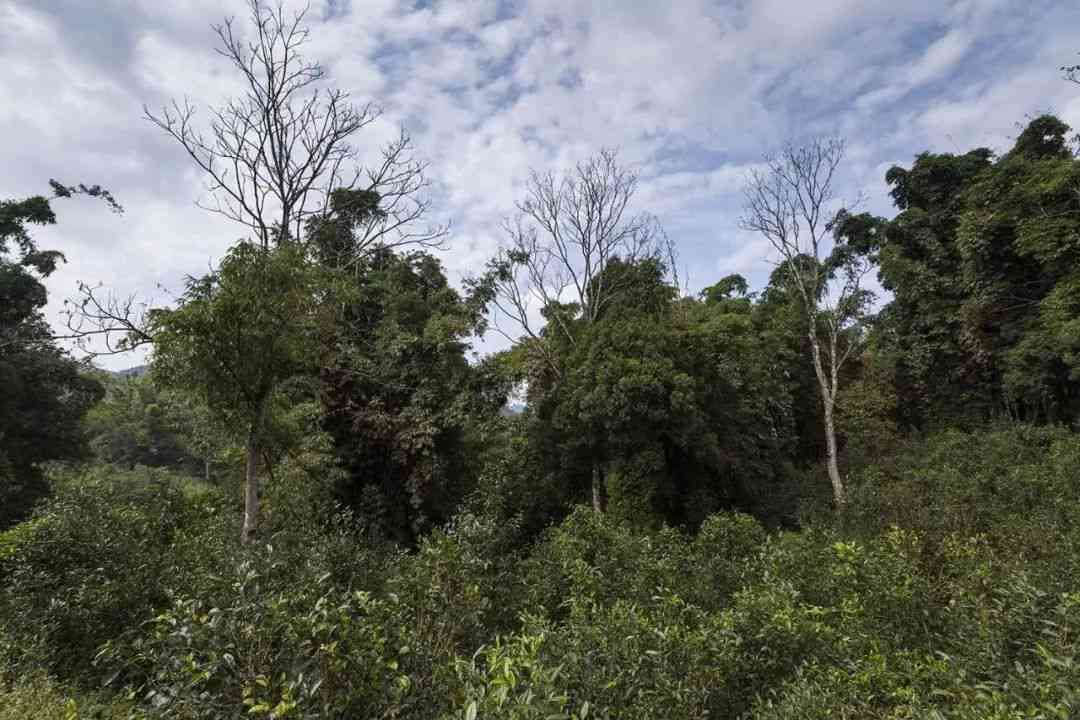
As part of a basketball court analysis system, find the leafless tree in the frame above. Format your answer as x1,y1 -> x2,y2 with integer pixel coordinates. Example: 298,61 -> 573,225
145,0 -> 446,252
490,148 -> 672,512
491,148 -> 669,350
741,138 -> 872,508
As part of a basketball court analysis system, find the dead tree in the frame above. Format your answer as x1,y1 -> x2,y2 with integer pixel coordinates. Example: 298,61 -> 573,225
490,148 -> 672,512
741,138 -> 872,508
144,0 -> 446,253
492,149 -> 668,351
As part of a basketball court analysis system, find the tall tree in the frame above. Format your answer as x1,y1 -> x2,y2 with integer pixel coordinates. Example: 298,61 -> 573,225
741,139 -> 873,507
0,183 -> 117,528
71,0 -> 447,542
149,241 -> 326,542
865,116 -> 1080,428
305,187 -> 504,542
490,149 -> 672,511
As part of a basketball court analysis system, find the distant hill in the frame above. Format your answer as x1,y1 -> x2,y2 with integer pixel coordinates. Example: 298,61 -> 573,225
112,364 -> 149,379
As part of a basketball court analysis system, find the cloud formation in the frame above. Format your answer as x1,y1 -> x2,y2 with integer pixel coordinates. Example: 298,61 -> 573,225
3,0 -> 1078,367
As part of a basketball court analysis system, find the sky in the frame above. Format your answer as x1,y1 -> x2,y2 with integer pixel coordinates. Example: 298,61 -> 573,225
3,0 -> 1080,369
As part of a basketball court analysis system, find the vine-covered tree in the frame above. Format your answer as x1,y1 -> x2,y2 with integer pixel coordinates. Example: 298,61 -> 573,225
865,115 -> 1080,428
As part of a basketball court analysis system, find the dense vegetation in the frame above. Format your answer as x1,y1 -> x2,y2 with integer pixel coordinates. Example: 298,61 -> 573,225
3,2 -> 1080,717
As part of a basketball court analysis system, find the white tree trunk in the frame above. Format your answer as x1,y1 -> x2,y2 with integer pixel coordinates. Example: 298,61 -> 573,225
240,397 -> 267,544
823,399 -> 845,507
591,462 -> 605,513
810,331 -> 846,508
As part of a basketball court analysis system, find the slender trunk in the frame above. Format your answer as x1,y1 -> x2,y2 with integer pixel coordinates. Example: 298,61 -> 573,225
240,396 -> 268,544
204,457 -> 212,484
823,399 -> 845,508
809,329 -> 846,509
591,462 -> 605,513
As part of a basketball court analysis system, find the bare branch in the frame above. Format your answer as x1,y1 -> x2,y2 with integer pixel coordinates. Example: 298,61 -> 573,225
58,282 -> 156,358
144,0 -> 384,249
494,148 -> 672,360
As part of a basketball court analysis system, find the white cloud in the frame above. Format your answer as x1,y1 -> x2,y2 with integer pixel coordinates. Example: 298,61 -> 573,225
3,0 -> 1078,368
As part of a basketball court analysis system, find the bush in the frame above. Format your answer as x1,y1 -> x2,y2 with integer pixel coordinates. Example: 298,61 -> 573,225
0,466 -> 195,684
519,507 -> 696,618
443,633 -> 584,720
844,425 -> 1080,551
103,553 -> 411,720
0,674 -> 137,720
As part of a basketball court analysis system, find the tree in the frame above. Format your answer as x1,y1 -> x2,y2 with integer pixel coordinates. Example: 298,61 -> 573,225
0,183 -> 116,527
149,241 -> 326,542
301,183 -> 506,542
90,0 -> 448,543
490,149 -> 672,511
741,139 -> 873,507
84,374 -> 204,472
317,248 -> 503,542
868,148 -> 995,427
864,116 -> 1080,428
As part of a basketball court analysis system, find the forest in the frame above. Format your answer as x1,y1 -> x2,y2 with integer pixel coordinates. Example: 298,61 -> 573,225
2,2 -> 1080,718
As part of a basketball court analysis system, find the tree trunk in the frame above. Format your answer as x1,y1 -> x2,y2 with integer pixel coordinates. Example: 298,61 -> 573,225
591,462 -> 605,513
810,331 -> 846,509
204,457 -> 212,484
240,397 -> 268,544
823,400 -> 845,508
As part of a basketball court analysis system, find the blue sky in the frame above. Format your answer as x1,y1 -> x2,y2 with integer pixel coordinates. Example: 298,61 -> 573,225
3,0 -> 1080,368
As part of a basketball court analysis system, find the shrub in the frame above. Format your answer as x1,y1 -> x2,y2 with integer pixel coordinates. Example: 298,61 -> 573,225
0,466 -> 193,684
519,507 -> 694,618
443,633 -> 585,720
0,674 -> 137,720
104,553 -> 411,720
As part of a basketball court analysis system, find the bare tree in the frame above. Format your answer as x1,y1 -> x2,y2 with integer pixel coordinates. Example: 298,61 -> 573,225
741,138 -> 872,508
492,149 -> 668,351
490,148 -> 672,512
145,0 -> 446,252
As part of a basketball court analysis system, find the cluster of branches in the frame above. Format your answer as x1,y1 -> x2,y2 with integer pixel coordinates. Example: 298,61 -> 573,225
64,0 -> 448,359
144,1 -> 445,253
488,148 -> 676,374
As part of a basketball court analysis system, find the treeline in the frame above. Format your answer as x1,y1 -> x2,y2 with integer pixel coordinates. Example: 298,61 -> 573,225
2,1 -> 1080,717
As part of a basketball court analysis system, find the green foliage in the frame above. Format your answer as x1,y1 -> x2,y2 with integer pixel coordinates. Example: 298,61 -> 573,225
0,674 -> 136,720
445,634 -> 584,720
513,256 -> 797,529
150,242 -> 326,436
1,186 -> 108,528
843,424 -> 1080,550
318,247 -> 502,543
110,565 -> 411,720
12,106 -> 1080,720
83,375 -> 208,473
872,115 -> 1080,427
1,424 -> 1078,717
0,467 -> 195,684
